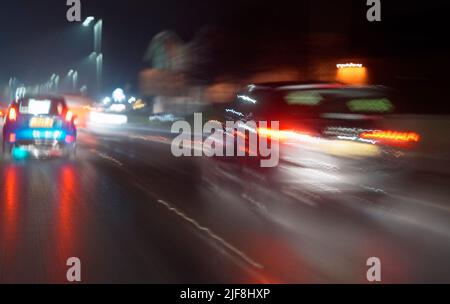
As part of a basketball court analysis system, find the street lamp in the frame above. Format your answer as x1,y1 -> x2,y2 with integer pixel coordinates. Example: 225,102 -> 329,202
47,74 -> 59,92
83,16 -> 94,27
82,17 -> 103,97
93,19 -> 102,54
73,71 -> 78,92
96,53 -> 102,95
66,69 -> 78,92
89,51 -> 97,60
54,75 -> 60,92
112,88 -> 125,103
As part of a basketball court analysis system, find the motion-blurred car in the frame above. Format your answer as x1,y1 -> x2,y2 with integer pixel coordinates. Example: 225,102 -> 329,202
63,94 -> 97,128
210,82 -> 421,206
149,113 -> 182,122
2,96 -> 77,160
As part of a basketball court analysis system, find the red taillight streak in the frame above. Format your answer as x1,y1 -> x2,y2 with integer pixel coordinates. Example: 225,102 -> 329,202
8,108 -> 17,121
65,135 -> 75,144
9,133 -> 16,143
360,130 -> 420,143
258,128 -> 287,140
257,128 -> 311,141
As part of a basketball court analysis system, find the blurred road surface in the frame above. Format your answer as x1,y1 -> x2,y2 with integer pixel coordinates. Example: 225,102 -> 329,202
0,125 -> 450,283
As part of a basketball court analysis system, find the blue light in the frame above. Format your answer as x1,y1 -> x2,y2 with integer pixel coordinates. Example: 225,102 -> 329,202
12,147 -> 28,160
15,129 -> 67,141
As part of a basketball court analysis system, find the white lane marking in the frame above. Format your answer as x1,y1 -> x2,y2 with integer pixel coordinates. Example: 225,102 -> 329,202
241,193 -> 270,215
280,187 -> 319,207
91,149 -> 123,167
128,134 -> 170,144
86,144 -> 264,271
390,193 -> 450,215
127,134 -> 206,154
156,199 -> 264,270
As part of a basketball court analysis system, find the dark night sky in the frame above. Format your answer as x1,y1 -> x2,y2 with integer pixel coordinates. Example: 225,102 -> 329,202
0,0 -> 448,96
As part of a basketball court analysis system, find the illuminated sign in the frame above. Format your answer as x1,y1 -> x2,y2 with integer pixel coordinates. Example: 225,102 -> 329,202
336,63 -> 368,84
337,63 -> 364,69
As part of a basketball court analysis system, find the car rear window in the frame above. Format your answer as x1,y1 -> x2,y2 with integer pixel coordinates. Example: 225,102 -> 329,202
313,89 -> 396,115
18,98 -> 66,115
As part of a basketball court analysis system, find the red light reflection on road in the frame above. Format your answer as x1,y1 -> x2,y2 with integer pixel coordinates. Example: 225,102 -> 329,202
1,165 -> 20,262
240,233 -> 316,283
359,237 -> 411,283
56,165 -> 77,266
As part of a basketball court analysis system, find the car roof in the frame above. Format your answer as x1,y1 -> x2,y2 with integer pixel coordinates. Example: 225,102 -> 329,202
13,95 -> 66,104
244,81 -> 389,92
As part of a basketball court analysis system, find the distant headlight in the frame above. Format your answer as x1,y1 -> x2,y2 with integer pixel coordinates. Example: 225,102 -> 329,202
109,104 -> 127,113
89,111 -> 128,125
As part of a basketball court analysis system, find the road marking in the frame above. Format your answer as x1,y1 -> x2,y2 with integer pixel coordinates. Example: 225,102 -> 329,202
86,145 -> 264,271
128,134 -> 170,144
90,149 -> 123,167
390,193 -> 450,215
241,193 -> 270,214
156,199 -> 264,270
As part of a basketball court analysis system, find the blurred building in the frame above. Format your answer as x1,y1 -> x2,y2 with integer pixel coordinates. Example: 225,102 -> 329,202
139,0 -> 447,114
140,31 -> 207,116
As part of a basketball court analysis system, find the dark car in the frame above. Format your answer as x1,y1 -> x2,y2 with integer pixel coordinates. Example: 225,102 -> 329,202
2,96 -> 77,160
205,82 -> 421,208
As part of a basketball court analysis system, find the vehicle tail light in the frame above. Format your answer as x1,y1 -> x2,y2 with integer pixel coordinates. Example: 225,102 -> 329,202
257,127 -> 312,142
258,128 -> 289,140
8,108 -> 17,121
65,135 -> 75,144
359,130 -> 420,144
65,110 -> 73,122
9,133 -> 16,143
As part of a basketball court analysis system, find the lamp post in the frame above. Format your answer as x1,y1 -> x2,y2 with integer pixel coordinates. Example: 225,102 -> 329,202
83,17 -> 103,98
67,69 -> 78,92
